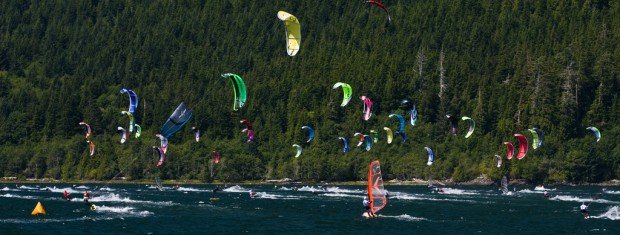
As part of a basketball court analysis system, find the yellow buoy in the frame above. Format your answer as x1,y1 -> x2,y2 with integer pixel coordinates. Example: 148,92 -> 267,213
31,201 -> 46,216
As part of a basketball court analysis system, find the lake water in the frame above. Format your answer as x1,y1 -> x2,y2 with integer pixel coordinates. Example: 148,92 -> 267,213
1,183 -> 619,234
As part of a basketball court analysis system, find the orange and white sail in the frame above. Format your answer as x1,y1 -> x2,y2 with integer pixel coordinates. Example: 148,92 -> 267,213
367,160 -> 387,214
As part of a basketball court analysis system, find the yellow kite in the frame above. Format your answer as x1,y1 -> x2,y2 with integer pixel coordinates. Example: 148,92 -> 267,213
277,11 -> 301,56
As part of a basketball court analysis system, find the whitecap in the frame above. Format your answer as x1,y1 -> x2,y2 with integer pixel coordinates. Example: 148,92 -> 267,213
392,193 -> 476,203
176,187 -> 209,192
590,206 -> 620,220
324,186 -> 363,194
222,185 -> 249,193
380,214 -> 427,221
297,186 -> 324,193
438,188 -> 479,195
72,193 -> 178,206
0,193 -> 38,199
255,192 -> 306,200
18,185 -> 38,190
549,195 -> 617,204
322,193 -> 365,199
95,205 -> 153,217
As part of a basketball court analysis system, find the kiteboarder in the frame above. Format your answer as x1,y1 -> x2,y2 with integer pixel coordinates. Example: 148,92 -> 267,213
83,191 -> 91,202
212,186 -> 221,194
580,202 -> 590,219
63,190 -> 71,201
363,196 -> 376,218
83,191 -> 96,210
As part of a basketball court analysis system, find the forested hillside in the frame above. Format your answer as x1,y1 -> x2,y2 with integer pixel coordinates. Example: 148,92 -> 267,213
0,0 -> 618,183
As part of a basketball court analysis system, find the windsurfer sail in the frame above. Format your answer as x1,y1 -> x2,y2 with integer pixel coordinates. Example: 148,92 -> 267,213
364,160 -> 387,218
501,175 -> 509,194
155,176 -> 163,191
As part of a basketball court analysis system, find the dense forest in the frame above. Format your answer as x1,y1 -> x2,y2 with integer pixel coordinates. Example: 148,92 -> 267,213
0,0 -> 618,184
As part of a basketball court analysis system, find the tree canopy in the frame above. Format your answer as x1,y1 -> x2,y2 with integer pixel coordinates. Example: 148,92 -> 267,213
0,0 -> 618,184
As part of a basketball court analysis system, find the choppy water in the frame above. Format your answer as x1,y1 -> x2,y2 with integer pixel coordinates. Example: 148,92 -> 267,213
1,184 -> 619,234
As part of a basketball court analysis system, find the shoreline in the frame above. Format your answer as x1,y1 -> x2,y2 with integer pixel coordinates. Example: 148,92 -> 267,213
1,178 -> 619,187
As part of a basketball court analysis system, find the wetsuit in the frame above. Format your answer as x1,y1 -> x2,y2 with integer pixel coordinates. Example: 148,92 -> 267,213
580,204 -> 589,217
363,199 -> 374,217
83,192 -> 91,205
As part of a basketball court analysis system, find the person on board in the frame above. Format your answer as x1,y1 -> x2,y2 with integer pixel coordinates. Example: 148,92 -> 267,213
213,186 -> 221,193
83,191 -> 95,209
249,189 -> 257,198
83,191 -> 91,199
363,196 -> 376,217
580,202 -> 590,219
63,190 -> 71,201
543,191 -> 550,199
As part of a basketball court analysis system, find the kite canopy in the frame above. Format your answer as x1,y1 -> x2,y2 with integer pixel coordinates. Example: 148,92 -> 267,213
446,114 -> 458,136
495,155 -> 502,168
135,124 -> 142,138
363,135 -> 373,151
121,111 -> 135,133
160,102 -> 193,138
302,125 -> 315,143
242,129 -> 255,143
153,146 -> 166,167
586,126 -> 601,142
425,147 -> 435,166
370,130 -> 379,143
354,132 -> 365,147
192,127 -> 200,142
292,144 -> 302,158
389,114 -> 406,134
360,96 -> 373,121
383,127 -> 393,144
332,82 -> 353,107
338,137 -> 349,153
277,11 -> 301,56
222,73 -> 247,111
366,0 -> 392,23
389,114 -> 407,143
155,134 -> 169,154
503,142 -> 514,160
367,160 -> 387,214
461,116 -> 475,138
117,127 -> 127,144
213,151 -> 220,164
528,127 -> 544,149
240,119 -> 255,143
514,134 -> 528,160
87,141 -> 95,156
240,118 -> 253,131
410,105 -> 418,126
401,99 -> 418,126
79,122 -> 92,139
120,88 -> 138,114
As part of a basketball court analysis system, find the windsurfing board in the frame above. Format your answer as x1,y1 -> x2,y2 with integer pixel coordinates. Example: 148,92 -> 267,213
362,212 -> 377,219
